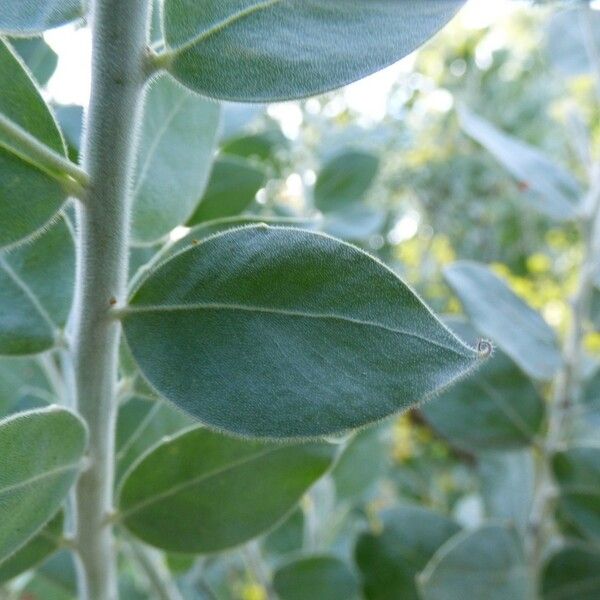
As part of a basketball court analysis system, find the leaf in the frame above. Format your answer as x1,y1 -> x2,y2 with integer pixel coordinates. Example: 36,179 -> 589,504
186,155 -> 266,225
131,74 -> 221,245
273,555 -> 360,600
0,1 -> 82,35
478,450 -> 535,533
9,37 -> 58,86
0,407 -> 87,564
0,40 -> 68,248
418,524 -> 533,600
322,205 -> 386,242
0,357 -> 49,417
552,447 -> 600,542
116,396 -> 190,481
122,225 -> 480,439
0,511 -> 63,584
315,151 -> 379,213
0,217 -> 75,355
117,427 -> 335,553
263,507 -> 304,558
54,104 -> 83,160
161,0 -> 466,102
222,129 -> 287,164
545,8 -> 600,77
422,319 -> 544,451
332,424 -> 390,503
542,543 -> 600,600
444,261 -> 562,380
459,107 -> 580,221
355,506 -> 460,600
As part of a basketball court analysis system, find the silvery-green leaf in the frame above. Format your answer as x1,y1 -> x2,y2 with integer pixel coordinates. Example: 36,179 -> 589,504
122,225 -> 480,439
273,555 -> 360,600
118,427 -> 335,553
444,261 -> 562,380
459,107 -> 580,221
0,1 -> 82,35
9,37 -> 58,86
0,40 -> 68,248
418,524 -> 532,600
161,0 -> 466,101
0,407 -> 87,564
131,74 -> 221,245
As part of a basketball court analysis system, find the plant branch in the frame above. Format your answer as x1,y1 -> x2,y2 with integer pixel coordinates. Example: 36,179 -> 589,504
0,112 -> 89,193
68,0 -> 151,598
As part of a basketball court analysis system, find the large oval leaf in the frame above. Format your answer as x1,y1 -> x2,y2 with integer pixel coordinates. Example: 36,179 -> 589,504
542,543 -> 600,600
552,447 -> 600,542
10,37 -> 58,87
418,524 -> 532,600
0,40 -> 68,248
355,506 -> 460,600
131,74 -> 221,245
161,0 -> 466,102
444,261 -> 562,380
0,407 -> 87,564
0,1 -> 81,35
273,555 -> 360,600
118,427 -> 335,553
122,225 -> 479,439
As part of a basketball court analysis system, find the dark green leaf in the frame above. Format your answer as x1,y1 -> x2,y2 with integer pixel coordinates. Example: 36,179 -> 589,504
355,506 -> 460,600
187,155 -> 266,225
418,524 -> 532,600
132,74 -> 221,245
0,511 -> 63,584
552,447 -> 600,542
9,37 -> 58,86
162,0 -> 465,101
0,40 -> 68,248
122,225 -> 479,439
263,507 -> 304,558
0,407 -> 87,564
315,151 -> 379,212
542,543 -> 600,600
273,555 -> 359,600
459,107 -> 580,221
0,1 -> 82,35
444,261 -> 562,380
118,427 -> 335,553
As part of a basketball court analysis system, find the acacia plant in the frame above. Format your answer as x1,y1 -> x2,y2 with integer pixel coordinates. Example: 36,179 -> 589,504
0,1 -> 490,599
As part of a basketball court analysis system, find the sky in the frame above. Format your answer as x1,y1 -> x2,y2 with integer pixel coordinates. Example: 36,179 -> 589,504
43,0 -> 518,110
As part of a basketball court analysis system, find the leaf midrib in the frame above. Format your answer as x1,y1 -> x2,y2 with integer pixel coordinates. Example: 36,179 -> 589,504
0,461 -> 81,498
122,302 -> 472,359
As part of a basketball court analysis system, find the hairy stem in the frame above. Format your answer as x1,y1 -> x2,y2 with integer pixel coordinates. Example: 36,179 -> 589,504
68,0 -> 150,598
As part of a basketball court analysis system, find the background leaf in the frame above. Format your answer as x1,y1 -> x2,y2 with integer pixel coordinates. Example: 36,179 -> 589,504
162,0 -> 466,101
0,407 -> 86,564
444,261 -> 562,380
9,37 -> 58,86
131,74 -> 221,245
118,427 -> 335,554
123,225 -> 479,439
0,1 -> 82,35
542,543 -> 600,600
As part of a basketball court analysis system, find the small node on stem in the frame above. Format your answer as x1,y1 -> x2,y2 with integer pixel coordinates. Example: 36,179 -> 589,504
109,296 -> 118,307
477,338 -> 494,359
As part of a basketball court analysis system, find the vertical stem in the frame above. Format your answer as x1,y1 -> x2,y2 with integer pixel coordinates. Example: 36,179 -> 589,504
69,1 -> 150,598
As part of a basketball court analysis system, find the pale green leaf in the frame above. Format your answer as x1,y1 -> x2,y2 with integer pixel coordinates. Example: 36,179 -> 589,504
0,40 -> 68,248
9,37 -> 58,86
418,524 -> 533,600
0,357 -> 49,417
0,1 -> 82,35
186,155 -> 266,225
122,225 -> 479,439
459,107 -> 580,221
0,407 -> 87,564
162,0 -> 466,101
444,261 -> 562,380
0,511 -> 63,584
273,555 -> 360,600
131,74 -> 221,245
118,427 -> 335,553
552,446 -> 600,542
355,506 -> 460,600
